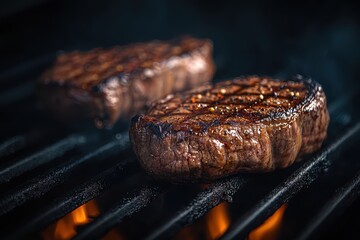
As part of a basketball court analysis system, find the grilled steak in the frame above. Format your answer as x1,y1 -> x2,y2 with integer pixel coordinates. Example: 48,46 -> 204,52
130,76 -> 330,182
38,37 -> 215,128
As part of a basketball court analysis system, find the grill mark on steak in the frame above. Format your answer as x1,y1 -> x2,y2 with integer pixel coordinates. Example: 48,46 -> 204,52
130,75 -> 330,182
38,36 -> 215,128
146,76 -> 311,133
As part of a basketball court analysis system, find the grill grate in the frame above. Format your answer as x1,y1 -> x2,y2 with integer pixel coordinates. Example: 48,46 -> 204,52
74,183 -> 165,240
220,123 -> 360,240
0,135 -> 27,159
0,134 -> 86,183
146,176 -> 248,240
0,134 -> 130,216
295,170 -> 360,240
0,57 -> 359,240
6,157 -> 138,240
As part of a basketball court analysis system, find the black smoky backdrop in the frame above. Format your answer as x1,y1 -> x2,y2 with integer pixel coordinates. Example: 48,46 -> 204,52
0,1 -> 359,240
1,0 -> 360,103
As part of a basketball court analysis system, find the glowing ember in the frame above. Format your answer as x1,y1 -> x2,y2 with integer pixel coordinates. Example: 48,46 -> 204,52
206,202 -> 231,240
101,229 -> 125,240
54,217 -> 76,240
86,200 -> 100,217
174,201 -> 231,240
247,204 -> 287,240
42,199 -> 100,240
72,205 -> 88,225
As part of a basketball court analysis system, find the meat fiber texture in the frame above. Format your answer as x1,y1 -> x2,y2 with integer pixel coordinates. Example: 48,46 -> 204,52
38,36 -> 215,128
130,76 -> 330,182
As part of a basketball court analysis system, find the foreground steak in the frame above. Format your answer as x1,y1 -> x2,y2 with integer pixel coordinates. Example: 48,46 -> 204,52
38,37 -> 215,128
130,76 -> 330,182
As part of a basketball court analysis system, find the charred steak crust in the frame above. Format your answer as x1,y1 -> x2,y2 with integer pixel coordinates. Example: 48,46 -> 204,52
38,37 -> 215,128
130,76 -> 330,182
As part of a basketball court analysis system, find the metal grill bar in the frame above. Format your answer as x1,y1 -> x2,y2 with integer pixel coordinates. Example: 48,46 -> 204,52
220,122 -> 360,240
0,135 -> 26,158
74,183 -> 166,240
0,129 -> 46,158
5,158 -> 137,240
0,82 -> 34,105
296,170 -> 360,240
0,54 -> 54,83
0,134 -> 86,183
0,135 -> 130,216
146,176 -> 248,240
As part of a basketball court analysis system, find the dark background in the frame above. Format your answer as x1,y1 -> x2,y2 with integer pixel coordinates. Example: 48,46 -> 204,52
1,0 -> 360,103
0,1 -> 359,239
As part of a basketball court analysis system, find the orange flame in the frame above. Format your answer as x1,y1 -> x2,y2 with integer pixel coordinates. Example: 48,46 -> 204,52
71,205 -> 88,225
206,202 -> 231,240
101,229 -> 125,240
42,199 -> 100,240
53,216 -> 76,240
174,202 -> 231,240
248,204 -> 287,240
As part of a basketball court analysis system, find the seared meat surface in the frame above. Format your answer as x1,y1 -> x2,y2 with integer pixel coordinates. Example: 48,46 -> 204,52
130,76 -> 330,182
38,37 -> 215,128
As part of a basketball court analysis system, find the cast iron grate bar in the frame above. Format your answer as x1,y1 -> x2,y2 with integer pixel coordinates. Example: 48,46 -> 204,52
219,121 -> 360,240
5,157 -> 138,240
0,135 -> 27,159
0,134 -> 86,183
74,183 -> 166,240
296,170 -> 360,240
0,54 -> 54,83
0,82 -> 34,105
0,129 -> 46,159
145,176 -> 248,240
0,133 -> 130,216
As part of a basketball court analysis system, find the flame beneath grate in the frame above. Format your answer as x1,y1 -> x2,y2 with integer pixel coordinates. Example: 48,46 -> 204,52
175,202 -> 231,240
247,204 -> 287,240
42,197 -> 285,240
42,200 -> 103,240
206,202 -> 231,239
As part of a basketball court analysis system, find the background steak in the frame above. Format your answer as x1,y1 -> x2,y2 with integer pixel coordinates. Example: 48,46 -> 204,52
130,76 -> 330,182
38,36 -> 215,128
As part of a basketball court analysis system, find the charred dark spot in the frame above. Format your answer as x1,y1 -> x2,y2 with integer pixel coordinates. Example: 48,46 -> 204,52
91,84 -> 102,93
210,119 -> 221,127
131,115 -> 142,124
226,121 -> 240,126
192,119 -> 222,133
147,121 -> 172,138
147,122 -> 161,136
160,122 -> 172,132
176,131 -> 187,142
